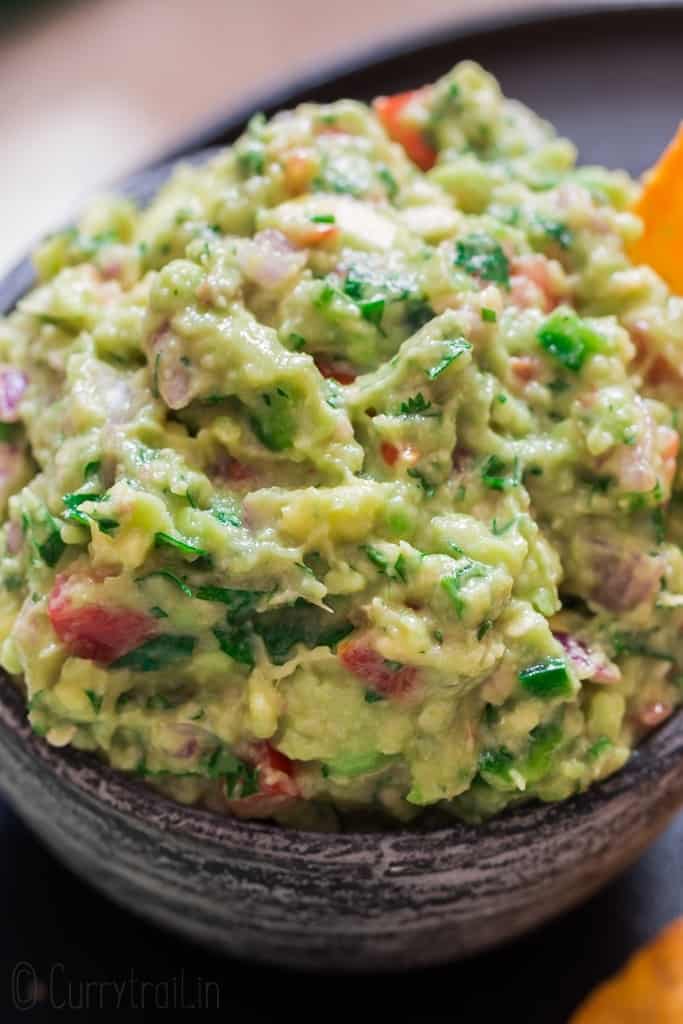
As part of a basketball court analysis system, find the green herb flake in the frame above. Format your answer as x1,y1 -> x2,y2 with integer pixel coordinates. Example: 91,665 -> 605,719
37,521 -> 65,567
85,690 -> 103,714
481,454 -> 520,491
478,746 -> 514,781
154,532 -> 209,559
310,214 -> 336,224
538,310 -> 606,372
110,634 -> 196,672
523,722 -> 563,782
196,587 -> 262,622
426,338 -> 471,380
537,216 -> 573,250
213,625 -> 255,667
587,736 -> 613,761
481,307 -> 497,323
518,657 -> 572,699
364,690 -> 385,704
136,569 -> 193,597
211,507 -> 242,528
455,234 -> 510,287
398,393 -> 434,416
394,553 -> 408,583
362,544 -> 390,574
360,297 -> 385,328
441,560 -> 489,618
289,332 -> 307,351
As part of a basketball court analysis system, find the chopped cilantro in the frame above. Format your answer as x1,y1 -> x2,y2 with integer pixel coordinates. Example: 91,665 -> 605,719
310,214 -> 335,224
154,532 -> 208,559
211,507 -> 242,528
522,722 -> 563,782
537,216 -> 573,250
478,746 -> 514,781
399,392 -> 435,416
441,560 -> 489,618
360,297 -> 385,328
136,569 -> 193,597
481,454 -> 520,491
491,516 -> 519,536
37,520 -> 65,567
111,635 -> 196,672
289,332 -> 307,351
364,690 -> 385,704
455,233 -> 510,287
481,307 -> 497,323
587,736 -> 613,761
426,338 -> 471,380
213,625 -> 254,667
196,587 -> 262,622
394,553 -> 408,582
85,690 -> 103,714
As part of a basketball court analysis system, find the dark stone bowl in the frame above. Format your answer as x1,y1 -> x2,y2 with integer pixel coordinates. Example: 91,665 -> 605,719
1,678 -> 683,970
2,1 -> 683,971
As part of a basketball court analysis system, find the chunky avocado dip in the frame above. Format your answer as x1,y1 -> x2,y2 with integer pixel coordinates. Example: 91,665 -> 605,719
1,62 -> 682,830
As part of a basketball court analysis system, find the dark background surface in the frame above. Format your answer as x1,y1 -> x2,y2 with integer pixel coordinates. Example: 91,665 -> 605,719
3,4 -> 683,1018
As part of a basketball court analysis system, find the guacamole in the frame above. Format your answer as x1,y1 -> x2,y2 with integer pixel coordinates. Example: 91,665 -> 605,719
1,62 -> 682,829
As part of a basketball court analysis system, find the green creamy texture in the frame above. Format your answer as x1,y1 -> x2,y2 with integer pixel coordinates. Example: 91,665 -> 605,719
1,61 -> 683,829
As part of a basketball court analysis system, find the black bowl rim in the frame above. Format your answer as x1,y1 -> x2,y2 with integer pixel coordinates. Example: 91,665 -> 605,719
2,0 -> 683,848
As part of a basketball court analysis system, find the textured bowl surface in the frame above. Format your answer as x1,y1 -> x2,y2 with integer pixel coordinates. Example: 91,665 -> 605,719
1,677 -> 683,970
2,1 -> 683,971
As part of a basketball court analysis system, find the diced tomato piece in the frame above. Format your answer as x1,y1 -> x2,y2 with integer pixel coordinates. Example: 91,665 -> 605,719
381,441 -> 400,466
509,254 -> 559,313
510,354 -> 543,384
226,742 -> 299,816
48,575 -> 158,664
339,636 -> 417,698
380,441 -> 420,467
373,89 -> 437,171
313,355 -> 357,385
255,743 -> 300,798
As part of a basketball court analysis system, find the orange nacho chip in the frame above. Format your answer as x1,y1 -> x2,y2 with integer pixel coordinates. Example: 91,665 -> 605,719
628,123 -> 683,294
570,918 -> 683,1023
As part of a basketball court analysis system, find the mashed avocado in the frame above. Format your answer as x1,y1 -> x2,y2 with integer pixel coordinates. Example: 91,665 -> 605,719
1,62 -> 682,829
